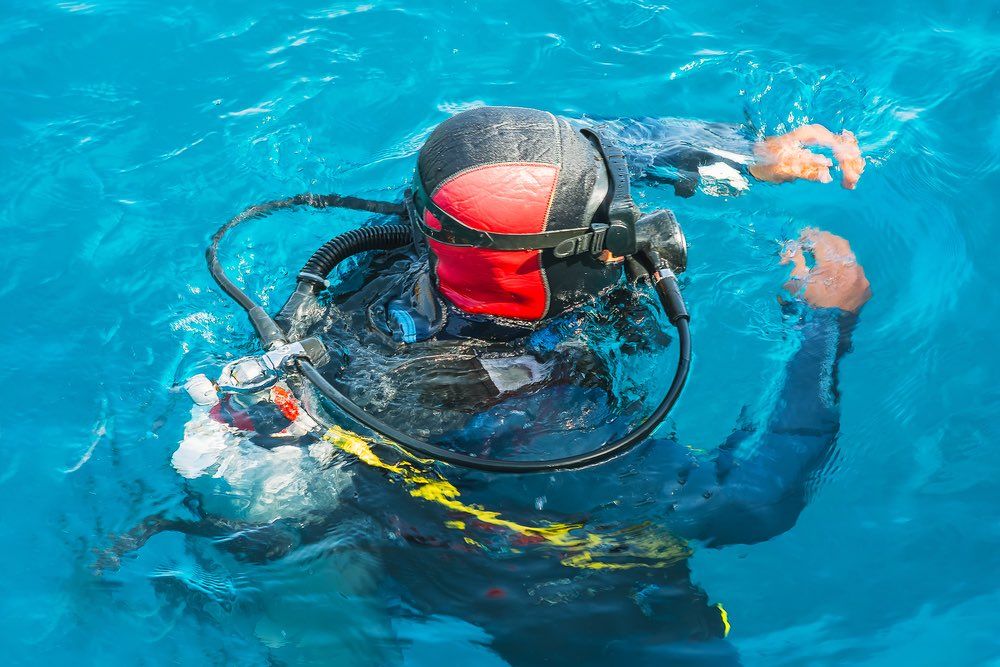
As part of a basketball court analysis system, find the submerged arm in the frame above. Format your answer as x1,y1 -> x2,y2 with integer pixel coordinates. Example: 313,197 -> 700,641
597,116 -> 757,197
591,117 -> 865,197
664,229 -> 871,546
665,307 -> 855,546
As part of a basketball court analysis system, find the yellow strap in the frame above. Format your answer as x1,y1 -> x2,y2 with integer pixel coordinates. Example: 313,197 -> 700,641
716,603 -> 731,637
323,426 -> 690,570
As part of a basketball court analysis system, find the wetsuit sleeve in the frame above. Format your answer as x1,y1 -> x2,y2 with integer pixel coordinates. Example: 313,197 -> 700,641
663,306 -> 857,546
587,117 -> 757,198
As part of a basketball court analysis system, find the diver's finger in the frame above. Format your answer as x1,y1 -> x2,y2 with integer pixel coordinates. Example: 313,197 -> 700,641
839,155 -> 866,189
780,239 -> 800,264
798,227 -> 818,249
792,150 -> 834,183
805,161 -> 834,183
815,162 -> 834,184
814,152 -> 834,168
839,129 -> 859,146
781,244 -> 810,280
786,123 -> 839,147
833,133 -> 865,189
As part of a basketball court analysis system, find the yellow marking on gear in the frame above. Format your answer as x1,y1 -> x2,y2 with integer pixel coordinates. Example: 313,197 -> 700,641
560,552 -> 645,570
716,603 -> 731,637
559,527 -> 691,570
323,426 -> 690,570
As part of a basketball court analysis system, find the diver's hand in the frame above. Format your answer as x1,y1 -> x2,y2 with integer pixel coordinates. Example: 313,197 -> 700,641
750,124 -> 865,189
781,228 -> 871,313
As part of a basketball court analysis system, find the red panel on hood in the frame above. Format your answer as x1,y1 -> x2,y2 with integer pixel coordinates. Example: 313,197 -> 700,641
427,163 -> 558,321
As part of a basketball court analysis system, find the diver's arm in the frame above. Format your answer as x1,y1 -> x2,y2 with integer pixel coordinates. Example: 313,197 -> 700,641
595,117 -> 756,197
593,117 -> 865,197
666,306 -> 853,546
665,230 -> 871,546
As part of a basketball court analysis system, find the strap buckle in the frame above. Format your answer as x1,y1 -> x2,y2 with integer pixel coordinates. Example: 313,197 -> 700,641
553,223 -> 609,258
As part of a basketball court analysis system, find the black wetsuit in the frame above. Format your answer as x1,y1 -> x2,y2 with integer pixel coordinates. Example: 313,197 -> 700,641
291,118 -> 858,665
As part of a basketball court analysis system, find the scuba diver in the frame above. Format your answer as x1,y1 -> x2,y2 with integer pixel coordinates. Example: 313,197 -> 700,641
158,106 -> 870,665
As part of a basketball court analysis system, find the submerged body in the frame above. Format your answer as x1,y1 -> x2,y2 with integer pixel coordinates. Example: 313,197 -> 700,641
301,255 -> 855,665
162,108 -> 870,665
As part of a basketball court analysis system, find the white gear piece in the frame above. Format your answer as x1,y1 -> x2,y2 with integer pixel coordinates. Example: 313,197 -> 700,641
184,374 -> 220,406
172,406 -> 236,479
172,382 -> 352,523
697,161 -> 750,194
478,354 -> 554,394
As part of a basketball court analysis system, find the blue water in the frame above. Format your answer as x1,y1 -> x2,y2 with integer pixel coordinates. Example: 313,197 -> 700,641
2,1 -> 998,664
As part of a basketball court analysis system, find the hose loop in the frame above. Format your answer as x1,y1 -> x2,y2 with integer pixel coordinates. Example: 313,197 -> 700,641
299,225 -> 412,284
207,193 -> 691,473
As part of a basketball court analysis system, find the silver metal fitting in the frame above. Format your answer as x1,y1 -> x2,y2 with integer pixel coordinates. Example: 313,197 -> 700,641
185,338 -> 328,403
217,357 -> 277,394
260,339 -> 326,372
655,266 -> 677,283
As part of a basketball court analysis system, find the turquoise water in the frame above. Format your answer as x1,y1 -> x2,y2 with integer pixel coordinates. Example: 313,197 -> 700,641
2,1 -> 998,664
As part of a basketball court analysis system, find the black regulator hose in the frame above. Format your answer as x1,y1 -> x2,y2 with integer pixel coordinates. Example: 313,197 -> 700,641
207,193 -> 407,346
207,194 -> 692,473
295,241 -> 690,472
299,224 -> 413,285
275,224 -> 412,329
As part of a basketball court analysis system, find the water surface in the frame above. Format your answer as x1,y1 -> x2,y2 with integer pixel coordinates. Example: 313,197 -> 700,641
1,1 -> 998,664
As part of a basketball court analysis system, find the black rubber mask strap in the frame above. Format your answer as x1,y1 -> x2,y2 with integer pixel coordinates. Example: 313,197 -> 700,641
579,128 -> 640,256
412,178 -> 592,251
